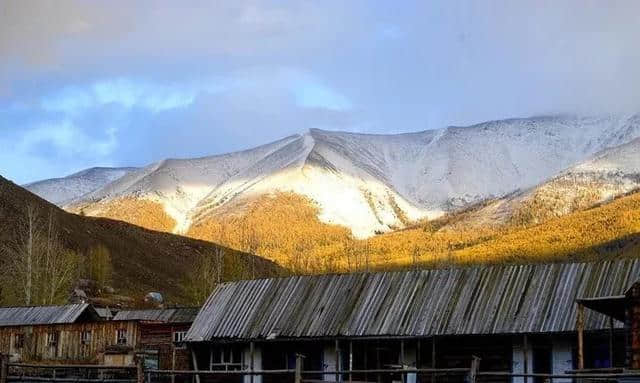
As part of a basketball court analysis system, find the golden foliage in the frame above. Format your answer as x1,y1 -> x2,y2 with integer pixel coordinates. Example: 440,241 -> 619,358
452,191 -> 640,264
88,198 -> 176,233
190,190 -> 640,273
188,193 -> 353,273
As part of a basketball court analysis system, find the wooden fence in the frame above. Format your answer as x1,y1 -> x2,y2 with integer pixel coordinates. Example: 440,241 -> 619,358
4,354 -> 640,383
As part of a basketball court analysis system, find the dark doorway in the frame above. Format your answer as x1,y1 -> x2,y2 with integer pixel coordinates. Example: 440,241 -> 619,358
532,347 -> 551,383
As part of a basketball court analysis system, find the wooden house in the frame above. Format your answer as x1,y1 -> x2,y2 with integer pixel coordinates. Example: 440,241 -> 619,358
185,259 -> 640,383
0,305 -> 197,368
0,304 -> 138,364
112,308 -> 199,370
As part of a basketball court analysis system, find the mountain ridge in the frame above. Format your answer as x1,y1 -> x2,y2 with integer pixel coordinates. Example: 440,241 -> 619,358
24,166 -> 138,205
29,114 -> 640,238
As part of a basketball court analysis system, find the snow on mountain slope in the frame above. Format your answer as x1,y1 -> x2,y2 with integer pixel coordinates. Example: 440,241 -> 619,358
451,135 -> 640,228
23,167 -> 137,205
68,114 -> 640,237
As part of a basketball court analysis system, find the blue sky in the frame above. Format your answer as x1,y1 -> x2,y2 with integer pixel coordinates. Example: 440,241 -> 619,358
1,0 -> 640,184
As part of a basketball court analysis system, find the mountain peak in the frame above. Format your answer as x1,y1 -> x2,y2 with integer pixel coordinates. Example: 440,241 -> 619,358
27,114 -> 640,237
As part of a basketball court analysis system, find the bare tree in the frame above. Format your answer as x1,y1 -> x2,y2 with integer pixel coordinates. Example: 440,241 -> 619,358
184,248 -> 225,305
1,205 -> 79,305
412,245 -> 420,271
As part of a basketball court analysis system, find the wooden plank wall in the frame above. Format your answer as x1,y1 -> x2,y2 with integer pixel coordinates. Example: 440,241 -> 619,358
0,321 -> 139,363
138,323 -> 191,370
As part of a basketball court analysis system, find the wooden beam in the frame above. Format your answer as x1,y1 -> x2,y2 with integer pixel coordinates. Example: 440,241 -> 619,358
610,316 -> 615,367
577,303 -> 585,370
468,356 -> 481,383
400,339 -> 405,383
431,337 -> 437,383
250,341 -> 255,383
190,347 -> 201,383
523,334 -> 529,383
295,354 -> 304,383
171,343 -> 176,383
348,341 -> 353,383
335,339 -> 340,382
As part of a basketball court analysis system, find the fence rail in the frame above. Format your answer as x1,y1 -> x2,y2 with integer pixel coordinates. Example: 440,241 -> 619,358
4,354 -> 640,383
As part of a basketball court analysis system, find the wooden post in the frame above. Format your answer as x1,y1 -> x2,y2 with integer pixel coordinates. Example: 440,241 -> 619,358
1,353 -> 9,383
171,341 -> 176,383
335,339 -> 340,382
431,337 -> 436,383
136,357 -> 144,383
577,303 -> 585,370
364,341 -> 368,383
400,340 -> 405,383
295,354 -> 304,383
190,347 -> 201,383
523,334 -> 529,383
468,355 -> 481,383
349,341 -> 353,383
610,316 -> 615,367
376,342 -> 381,383
250,341 -> 255,383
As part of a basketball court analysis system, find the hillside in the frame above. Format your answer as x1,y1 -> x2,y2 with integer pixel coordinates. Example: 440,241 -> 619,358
185,189 -> 640,272
0,175 -> 282,305
54,115 -> 640,238
368,190 -> 640,268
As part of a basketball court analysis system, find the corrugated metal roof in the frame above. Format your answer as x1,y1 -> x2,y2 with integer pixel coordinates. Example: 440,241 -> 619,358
113,308 -> 199,323
94,307 -> 116,319
0,304 -> 93,327
186,259 -> 640,341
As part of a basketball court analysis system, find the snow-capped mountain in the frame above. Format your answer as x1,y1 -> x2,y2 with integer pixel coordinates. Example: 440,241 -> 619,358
449,133 -> 640,228
49,115 -> 638,238
23,167 -> 137,205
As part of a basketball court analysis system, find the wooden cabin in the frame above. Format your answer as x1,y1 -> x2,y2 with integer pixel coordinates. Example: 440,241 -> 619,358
112,308 -> 199,370
185,259 -> 640,383
0,304 -> 138,364
0,305 -> 197,368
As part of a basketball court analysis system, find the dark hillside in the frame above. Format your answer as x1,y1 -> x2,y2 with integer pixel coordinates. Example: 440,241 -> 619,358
0,175 -> 283,305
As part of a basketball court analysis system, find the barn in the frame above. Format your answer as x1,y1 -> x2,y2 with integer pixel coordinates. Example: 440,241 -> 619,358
184,259 -> 640,383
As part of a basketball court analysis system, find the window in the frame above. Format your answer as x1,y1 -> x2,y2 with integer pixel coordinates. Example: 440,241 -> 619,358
173,330 -> 187,342
116,329 -> 128,345
81,330 -> 92,345
14,333 -> 24,349
210,346 -> 243,371
173,331 -> 187,349
47,332 -> 59,347
143,350 -> 159,370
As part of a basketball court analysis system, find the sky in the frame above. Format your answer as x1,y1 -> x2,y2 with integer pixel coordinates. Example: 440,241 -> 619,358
1,1 -> 640,184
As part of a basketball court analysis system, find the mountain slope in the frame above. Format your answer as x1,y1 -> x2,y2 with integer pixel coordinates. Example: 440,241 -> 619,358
183,188 -> 640,272
24,167 -> 137,205
361,188 -> 640,268
0,175 -> 281,304
451,136 -> 640,228
65,115 -> 640,238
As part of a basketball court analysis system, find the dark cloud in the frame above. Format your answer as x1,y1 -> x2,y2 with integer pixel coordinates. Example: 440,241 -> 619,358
1,0 -> 640,183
